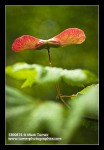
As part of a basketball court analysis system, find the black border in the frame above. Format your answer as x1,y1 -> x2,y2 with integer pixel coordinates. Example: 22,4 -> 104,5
1,0 -> 101,147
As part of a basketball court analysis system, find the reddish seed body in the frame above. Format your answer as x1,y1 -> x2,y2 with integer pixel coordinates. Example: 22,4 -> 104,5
12,28 -> 86,52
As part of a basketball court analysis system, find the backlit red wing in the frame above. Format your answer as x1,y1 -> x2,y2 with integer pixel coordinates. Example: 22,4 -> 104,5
48,28 -> 86,47
12,35 -> 46,52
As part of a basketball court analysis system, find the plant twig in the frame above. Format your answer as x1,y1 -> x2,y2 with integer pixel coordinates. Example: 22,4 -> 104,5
47,47 -> 70,109
47,47 -> 52,66
60,95 -> 72,98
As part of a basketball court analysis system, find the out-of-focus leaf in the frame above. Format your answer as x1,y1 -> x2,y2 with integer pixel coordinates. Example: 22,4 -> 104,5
71,84 -> 96,100
6,86 -> 64,144
6,86 -> 37,118
62,69 -> 97,87
62,84 -> 98,143
24,102 -> 64,136
6,84 -> 98,144
6,63 -> 37,88
6,62 -> 98,88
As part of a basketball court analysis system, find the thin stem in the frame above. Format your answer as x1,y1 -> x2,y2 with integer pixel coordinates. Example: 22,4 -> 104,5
60,97 -> 71,109
60,95 -> 72,98
47,47 -> 61,99
46,47 -> 70,109
55,83 -> 61,99
47,47 -> 61,98
47,47 -> 52,66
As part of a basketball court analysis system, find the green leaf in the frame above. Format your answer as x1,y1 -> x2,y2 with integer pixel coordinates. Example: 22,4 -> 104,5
62,69 -> 97,87
71,84 -> 97,100
6,62 -> 98,88
62,84 -> 98,143
6,84 -> 98,144
6,86 -> 37,119
6,62 -> 39,88
6,86 -> 64,144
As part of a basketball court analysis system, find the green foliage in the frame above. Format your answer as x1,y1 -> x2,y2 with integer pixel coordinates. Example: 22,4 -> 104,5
6,62 -> 98,88
71,84 -> 97,100
6,84 -> 98,144
62,84 -> 98,143
6,62 -> 98,144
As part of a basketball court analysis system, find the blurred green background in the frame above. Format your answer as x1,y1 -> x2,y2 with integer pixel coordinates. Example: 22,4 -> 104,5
6,5 -> 98,100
